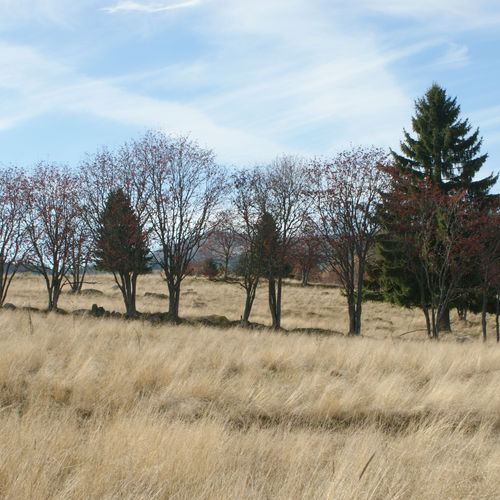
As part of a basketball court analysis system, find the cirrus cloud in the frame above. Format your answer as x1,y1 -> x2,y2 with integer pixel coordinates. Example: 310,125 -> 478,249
102,0 -> 202,14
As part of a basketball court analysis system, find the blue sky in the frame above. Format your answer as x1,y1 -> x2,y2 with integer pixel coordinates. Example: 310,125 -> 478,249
0,0 -> 499,189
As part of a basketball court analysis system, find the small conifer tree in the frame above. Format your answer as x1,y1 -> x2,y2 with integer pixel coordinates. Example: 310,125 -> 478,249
95,188 -> 150,316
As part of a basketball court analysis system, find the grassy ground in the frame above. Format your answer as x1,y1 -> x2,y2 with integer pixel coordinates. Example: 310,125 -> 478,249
0,272 -> 499,498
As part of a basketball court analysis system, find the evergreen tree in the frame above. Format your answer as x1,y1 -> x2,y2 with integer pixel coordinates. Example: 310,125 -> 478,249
376,84 -> 497,332
95,189 -> 150,316
393,83 -> 497,197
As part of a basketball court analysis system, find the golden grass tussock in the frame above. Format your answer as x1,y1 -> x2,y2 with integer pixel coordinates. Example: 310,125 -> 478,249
0,272 -> 499,498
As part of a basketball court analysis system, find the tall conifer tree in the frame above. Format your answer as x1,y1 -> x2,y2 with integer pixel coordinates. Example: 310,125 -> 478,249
377,84 -> 497,331
393,83 -> 497,197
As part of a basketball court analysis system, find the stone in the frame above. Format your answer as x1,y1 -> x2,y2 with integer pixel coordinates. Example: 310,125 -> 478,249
91,304 -> 106,317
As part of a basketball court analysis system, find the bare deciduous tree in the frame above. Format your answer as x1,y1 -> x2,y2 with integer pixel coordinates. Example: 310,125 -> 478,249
232,158 -> 310,328
475,200 -> 500,341
140,131 -> 226,319
79,146 -> 150,240
65,195 -> 93,294
263,156 -> 310,328
0,167 -> 28,306
208,210 -> 240,279
310,147 -> 390,335
291,217 -> 323,287
24,163 -> 81,310
231,168 -> 266,325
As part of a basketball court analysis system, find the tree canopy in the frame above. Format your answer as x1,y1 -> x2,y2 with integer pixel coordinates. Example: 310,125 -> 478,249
393,83 -> 497,197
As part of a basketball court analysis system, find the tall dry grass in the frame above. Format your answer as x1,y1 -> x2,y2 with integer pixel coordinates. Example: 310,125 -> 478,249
1,273 -> 499,498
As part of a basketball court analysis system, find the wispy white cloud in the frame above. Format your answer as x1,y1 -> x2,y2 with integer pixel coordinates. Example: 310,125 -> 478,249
0,0 -> 100,30
102,0 -> 201,14
0,0 -> 499,177
183,0 -> 424,152
69,83 -> 284,163
0,0 -> 425,160
360,0 -> 500,29
0,42 -> 284,164
435,43 -> 469,67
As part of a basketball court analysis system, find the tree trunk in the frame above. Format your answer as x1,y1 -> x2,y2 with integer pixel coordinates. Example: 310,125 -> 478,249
168,281 -> 180,319
422,306 -> 432,339
347,292 -> 357,335
276,277 -> 282,327
0,265 -> 17,307
268,278 -> 280,329
481,282 -> 488,342
69,272 -> 80,293
47,276 -> 61,311
496,291 -> 499,343
0,273 -> 6,307
354,304 -> 362,335
438,306 -> 451,332
119,272 -> 137,316
354,264 -> 365,335
126,295 -> 136,316
346,259 -> 365,336
70,265 -> 87,294
48,287 -> 55,310
418,280 -> 432,338
242,280 -> 258,325
242,295 -> 253,325
127,273 -> 137,316
0,269 -> 6,307
48,287 -> 60,310
301,266 -> 310,287
431,301 -> 438,340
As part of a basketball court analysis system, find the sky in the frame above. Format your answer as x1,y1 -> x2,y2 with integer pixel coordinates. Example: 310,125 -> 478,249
0,0 -> 499,190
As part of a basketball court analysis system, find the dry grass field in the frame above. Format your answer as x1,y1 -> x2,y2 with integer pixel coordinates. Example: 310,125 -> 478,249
1,272 -> 500,498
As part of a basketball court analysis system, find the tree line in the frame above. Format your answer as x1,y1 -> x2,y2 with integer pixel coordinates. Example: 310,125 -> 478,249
0,84 -> 499,340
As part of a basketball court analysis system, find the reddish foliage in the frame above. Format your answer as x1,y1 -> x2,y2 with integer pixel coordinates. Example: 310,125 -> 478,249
308,146 -> 391,334
381,168 -> 485,338
95,188 -> 150,315
472,198 -> 500,340
24,163 -> 81,310
79,146 -> 150,237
